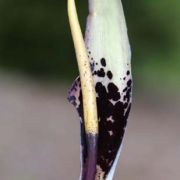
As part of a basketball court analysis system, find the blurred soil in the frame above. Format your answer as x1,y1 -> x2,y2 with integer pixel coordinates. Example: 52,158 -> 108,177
0,72 -> 179,180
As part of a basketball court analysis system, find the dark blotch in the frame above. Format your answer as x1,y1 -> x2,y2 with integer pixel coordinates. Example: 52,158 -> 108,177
108,83 -> 118,93
90,62 -> 94,71
123,87 -> 128,92
107,71 -> 113,79
127,79 -> 132,87
108,83 -> 120,101
101,58 -> 106,67
96,68 -> 105,77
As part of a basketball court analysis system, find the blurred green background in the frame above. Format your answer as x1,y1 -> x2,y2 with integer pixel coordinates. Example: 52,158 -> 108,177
0,1 -> 179,180
0,0 -> 179,94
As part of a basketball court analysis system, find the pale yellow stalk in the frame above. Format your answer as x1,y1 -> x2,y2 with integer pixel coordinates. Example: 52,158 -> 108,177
67,0 -> 98,135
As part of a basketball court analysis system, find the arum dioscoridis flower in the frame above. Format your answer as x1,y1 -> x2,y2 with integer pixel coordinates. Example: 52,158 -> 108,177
68,0 -> 132,179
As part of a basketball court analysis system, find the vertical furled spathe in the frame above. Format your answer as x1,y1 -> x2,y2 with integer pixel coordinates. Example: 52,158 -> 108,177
68,0 -> 132,179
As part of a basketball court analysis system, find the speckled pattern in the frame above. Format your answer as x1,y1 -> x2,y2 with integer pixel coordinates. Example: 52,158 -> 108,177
68,55 -> 132,179
68,0 -> 132,178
